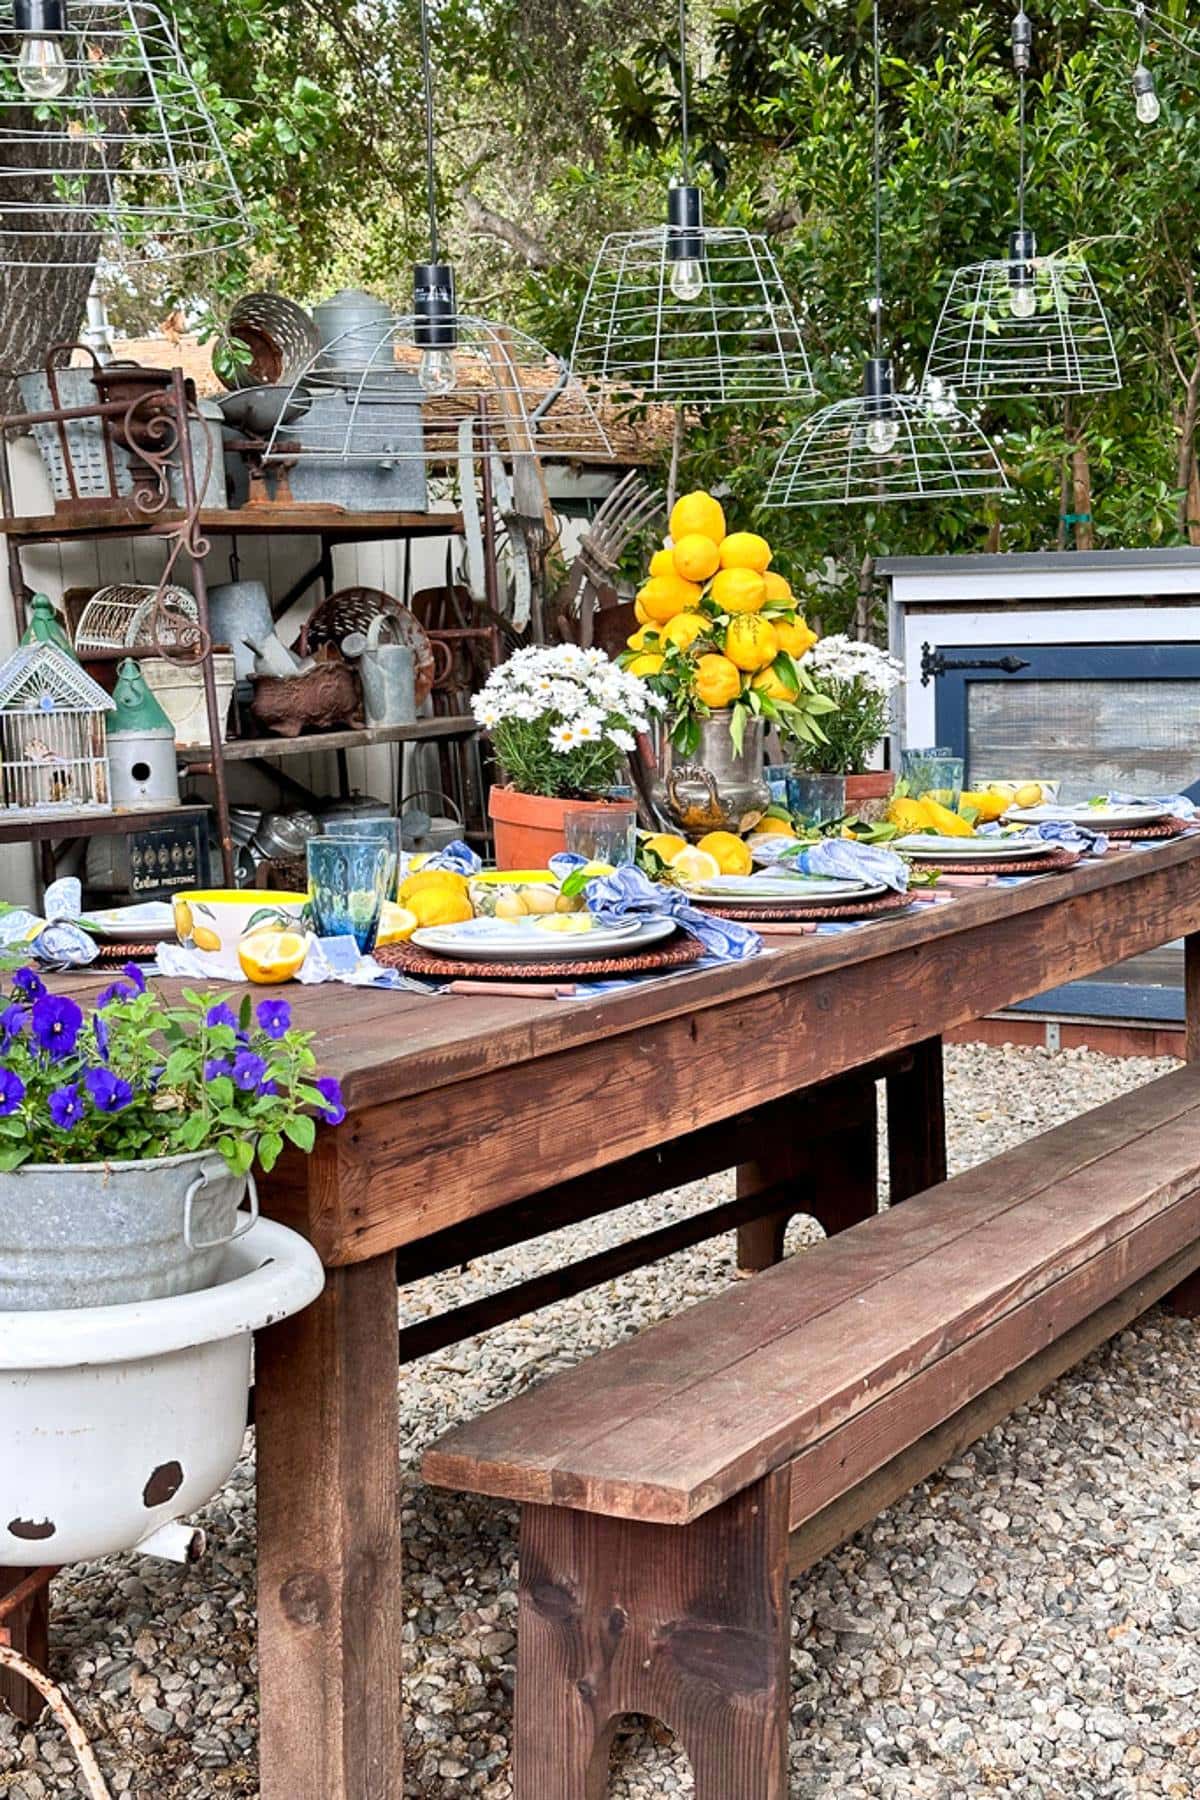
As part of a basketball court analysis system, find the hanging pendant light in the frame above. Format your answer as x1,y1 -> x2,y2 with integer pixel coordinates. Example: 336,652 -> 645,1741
569,0 -> 812,405
923,6 -> 1121,402
0,0 -> 249,270
765,1 -> 1007,509
263,0 -> 612,470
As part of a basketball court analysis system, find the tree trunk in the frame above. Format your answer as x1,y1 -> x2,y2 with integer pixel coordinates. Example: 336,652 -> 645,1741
1070,437 -> 1094,551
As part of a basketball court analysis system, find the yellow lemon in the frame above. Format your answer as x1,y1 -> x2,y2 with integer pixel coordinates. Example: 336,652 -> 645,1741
659,611 -> 707,652
405,885 -> 475,929
672,532 -> 722,583
376,903 -> 419,945
755,815 -> 795,836
959,789 -> 1009,823
725,613 -> 779,672
398,867 -> 469,906
634,597 -> 650,625
637,574 -> 704,624
921,798 -> 976,838
669,846 -> 723,883
192,925 -> 221,953
719,531 -> 772,574
694,653 -> 743,709
237,928 -> 310,984
669,490 -> 726,546
751,664 -> 793,703
643,832 -> 689,863
628,651 -> 665,677
649,546 -> 677,579
774,614 -> 819,658
711,567 -> 767,614
626,625 -> 657,652
1014,781 -> 1044,808
696,831 -> 754,876
888,796 -> 934,833
762,571 -> 793,603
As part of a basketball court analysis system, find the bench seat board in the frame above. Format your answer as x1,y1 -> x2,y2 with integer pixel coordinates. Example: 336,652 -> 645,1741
423,1068 -> 1200,1525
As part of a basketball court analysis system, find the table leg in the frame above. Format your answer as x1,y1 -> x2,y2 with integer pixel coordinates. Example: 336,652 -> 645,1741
0,1568 -> 49,1722
886,1037 -> 947,1204
1166,933 -> 1200,1314
256,1255 -> 403,1800
737,1078 -> 879,1273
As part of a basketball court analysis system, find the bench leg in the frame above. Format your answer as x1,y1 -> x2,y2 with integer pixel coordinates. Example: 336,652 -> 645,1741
0,1568 -> 49,1723
515,1468 -> 791,1800
737,1078 -> 878,1272
886,1035 -> 947,1203
1166,936 -> 1200,1314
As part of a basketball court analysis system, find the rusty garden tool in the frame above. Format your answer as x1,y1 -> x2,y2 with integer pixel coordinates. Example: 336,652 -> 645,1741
552,471 -> 663,647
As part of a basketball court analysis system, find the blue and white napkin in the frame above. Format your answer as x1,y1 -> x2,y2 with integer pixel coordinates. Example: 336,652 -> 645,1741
584,865 -> 760,962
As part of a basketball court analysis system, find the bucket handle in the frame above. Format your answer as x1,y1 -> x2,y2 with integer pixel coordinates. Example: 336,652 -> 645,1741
184,1168 -> 260,1252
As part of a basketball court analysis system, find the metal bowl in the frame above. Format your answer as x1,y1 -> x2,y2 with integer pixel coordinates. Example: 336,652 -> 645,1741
218,384 -> 311,438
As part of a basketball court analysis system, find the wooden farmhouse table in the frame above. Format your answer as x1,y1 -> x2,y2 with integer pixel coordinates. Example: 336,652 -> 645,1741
37,835 -> 1200,1798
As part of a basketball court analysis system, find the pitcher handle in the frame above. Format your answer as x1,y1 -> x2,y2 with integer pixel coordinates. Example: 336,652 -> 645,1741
667,764 -> 721,815
184,1168 -> 261,1251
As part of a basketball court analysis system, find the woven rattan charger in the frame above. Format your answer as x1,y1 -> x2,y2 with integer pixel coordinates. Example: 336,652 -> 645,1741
697,888 -> 916,925
903,845 -> 1082,878
1103,818 -> 1192,842
374,934 -> 707,982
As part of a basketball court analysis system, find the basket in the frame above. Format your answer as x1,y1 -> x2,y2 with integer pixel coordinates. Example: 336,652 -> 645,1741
299,588 -> 439,705
74,584 -> 199,655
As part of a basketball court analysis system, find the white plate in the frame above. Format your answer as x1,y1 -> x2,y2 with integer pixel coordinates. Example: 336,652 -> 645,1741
682,875 -> 886,904
893,833 -> 1055,861
412,916 -> 676,961
80,902 -> 176,942
1005,802 -> 1172,829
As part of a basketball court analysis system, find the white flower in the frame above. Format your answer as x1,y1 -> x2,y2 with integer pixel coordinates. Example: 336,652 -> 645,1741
607,727 -> 635,752
549,723 -> 579,753
574,711 -> 604,741
473,700 -> 502,728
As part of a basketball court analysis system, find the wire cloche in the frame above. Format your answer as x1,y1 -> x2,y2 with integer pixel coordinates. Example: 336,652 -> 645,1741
0,0 -> 249,270
764,355 -> 1009,509
571,209 -> 813,406
261,313 -> 614,469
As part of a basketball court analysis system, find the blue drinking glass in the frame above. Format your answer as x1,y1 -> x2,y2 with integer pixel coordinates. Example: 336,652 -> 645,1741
307,835 -> 394,953
319,818 -> 402,897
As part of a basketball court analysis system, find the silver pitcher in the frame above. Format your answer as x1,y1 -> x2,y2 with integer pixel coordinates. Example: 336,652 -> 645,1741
651,711 -> 770,835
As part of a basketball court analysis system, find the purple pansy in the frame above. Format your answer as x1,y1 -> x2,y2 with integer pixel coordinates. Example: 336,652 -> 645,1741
12,968 -> 45,1001
255,999 -> 291,1040
84,1067 -> 134,1114
314,1075 -> 346,1125
0,1002 -> 27,1041
204,1056 -> 232,1082
93,1013 -> 110,1061
121,962 -> 146,993
0,1069 -> 24,1116
96,979 -> 134,1009
206,1002 -> 237,1030
259,1078 -> 280,1098
232,1049 -> 267,1092
31,993 -> 83,1062
48,1082 -> 83,1130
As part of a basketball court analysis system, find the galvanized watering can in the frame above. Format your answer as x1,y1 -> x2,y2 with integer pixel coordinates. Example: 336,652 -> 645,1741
344,614 -> 417,727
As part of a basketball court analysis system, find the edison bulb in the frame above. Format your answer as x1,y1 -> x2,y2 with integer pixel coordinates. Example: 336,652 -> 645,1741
1136,87 -> 1161,124
1010,282 -> 1038,320
17,35 -> 69,98
866,416 -> 899,456
418,347 -> 456,395
669,258 -> 704,302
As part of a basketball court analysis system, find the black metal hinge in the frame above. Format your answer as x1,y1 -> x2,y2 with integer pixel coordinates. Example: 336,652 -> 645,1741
920,644 -> 1032,687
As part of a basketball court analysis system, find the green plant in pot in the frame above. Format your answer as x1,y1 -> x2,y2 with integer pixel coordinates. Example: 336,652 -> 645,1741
0,965 -> 345,1311
784,635 -> 904,816
472,645 -> 660,868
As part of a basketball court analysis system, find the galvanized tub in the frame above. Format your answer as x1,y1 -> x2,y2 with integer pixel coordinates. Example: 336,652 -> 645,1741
0,1150 -> 257,1312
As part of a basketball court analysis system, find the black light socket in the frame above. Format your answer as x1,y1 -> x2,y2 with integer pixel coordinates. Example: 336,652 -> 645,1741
1008,227 -> 1036,285
13,0 -> 66,30
1133,63 -> 1157,101
863,355 -> 895,416
412,262 -> 456,348
667,184 -> 704,264
1011,9 -> 1032,74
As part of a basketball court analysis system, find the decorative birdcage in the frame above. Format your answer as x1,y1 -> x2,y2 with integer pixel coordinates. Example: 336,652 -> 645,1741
73,583 -> 199,655
764,360 -> 1009,509
261,314 -> 614,470
0,642 -> 114,815
923,244 -> 1122,401
570,221 -> 813,406
0,0 -> 249,272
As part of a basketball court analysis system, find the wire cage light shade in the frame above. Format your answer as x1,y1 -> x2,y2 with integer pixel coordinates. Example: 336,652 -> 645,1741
923,243 -> 1122,401
0,0 -> 249,270
570,222 -> 813,406
262,313 -> 615,467
764,362 -> 1009,509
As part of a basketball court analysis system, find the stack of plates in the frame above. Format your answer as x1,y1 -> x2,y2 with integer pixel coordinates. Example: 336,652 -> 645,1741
1004,802 -> 1172,829
412,916 -> 676,962
892,834 -> 1058,863
680,874 -> 885,905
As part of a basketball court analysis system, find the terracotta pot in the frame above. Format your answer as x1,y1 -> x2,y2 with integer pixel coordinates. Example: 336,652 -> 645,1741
843,769 -> 895,824
488,786 -> 622,871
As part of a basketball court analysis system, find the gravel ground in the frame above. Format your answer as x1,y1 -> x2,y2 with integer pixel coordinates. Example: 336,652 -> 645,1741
4,1042 -> 1199,1799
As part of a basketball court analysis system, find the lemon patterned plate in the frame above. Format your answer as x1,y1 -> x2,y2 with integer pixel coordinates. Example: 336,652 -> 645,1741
413,916 -> 675,961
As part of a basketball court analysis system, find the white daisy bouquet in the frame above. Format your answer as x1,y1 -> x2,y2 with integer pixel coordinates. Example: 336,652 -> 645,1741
790,636 -> 904,776
471,645 -> 660,799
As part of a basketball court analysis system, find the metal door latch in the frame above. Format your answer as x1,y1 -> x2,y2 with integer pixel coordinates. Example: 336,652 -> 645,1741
920,644 -> 1032,686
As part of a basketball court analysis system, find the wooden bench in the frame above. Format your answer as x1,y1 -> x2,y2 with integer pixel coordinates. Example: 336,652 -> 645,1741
423,1066 -> 1200,1799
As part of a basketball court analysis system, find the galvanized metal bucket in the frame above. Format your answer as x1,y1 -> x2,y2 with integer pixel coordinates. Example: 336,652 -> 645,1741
0,1150 -> 258,1312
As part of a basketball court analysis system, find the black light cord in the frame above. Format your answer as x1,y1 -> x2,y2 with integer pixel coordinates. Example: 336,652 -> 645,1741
419,0 -> 440,264
678,0 -> 691,181
1017,67 -> 1027,238
872,0 -> 883,354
